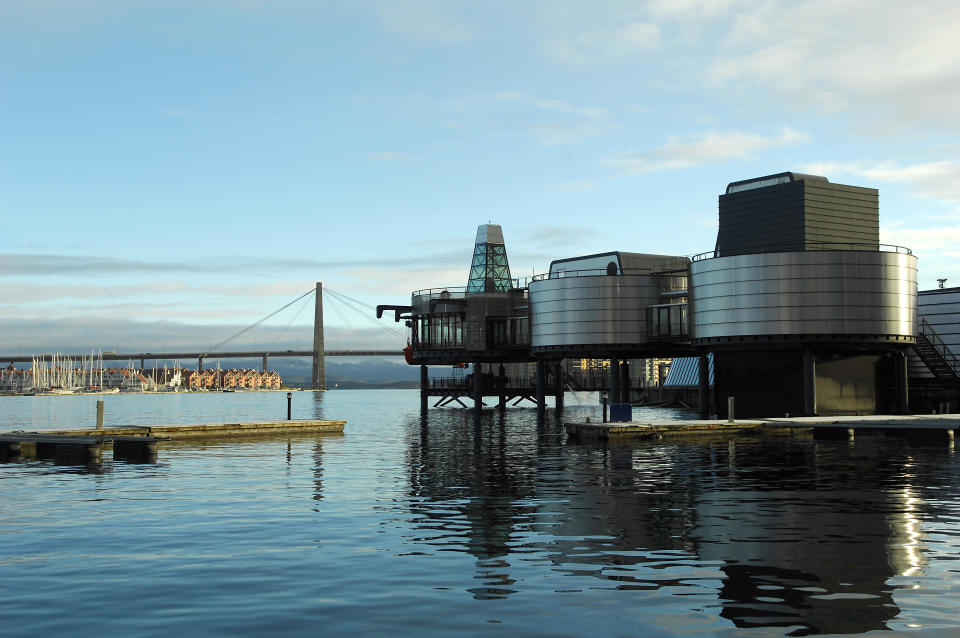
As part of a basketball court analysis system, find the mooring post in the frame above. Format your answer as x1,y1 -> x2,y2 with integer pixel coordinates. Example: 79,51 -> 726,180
727,396 -> 735,423
96,400 -> 104,429
287,392 -> 292,420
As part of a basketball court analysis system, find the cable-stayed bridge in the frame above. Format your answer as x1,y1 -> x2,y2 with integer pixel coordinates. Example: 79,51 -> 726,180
1,282 -> 404,389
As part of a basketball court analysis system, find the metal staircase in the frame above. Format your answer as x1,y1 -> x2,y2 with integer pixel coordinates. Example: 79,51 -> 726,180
914,317 -> 960,386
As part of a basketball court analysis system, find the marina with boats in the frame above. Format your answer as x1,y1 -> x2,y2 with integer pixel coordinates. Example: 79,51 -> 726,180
2,352 -> 283,395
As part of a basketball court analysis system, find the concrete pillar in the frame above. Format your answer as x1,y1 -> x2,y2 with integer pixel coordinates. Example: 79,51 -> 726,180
262,354 -> 268,372
198,356 -> 203,372
896,349 -> 909,414
420,365 -> 429,411
554,361 -> 564,411
610,358 -> 621,405
312,282 -> 326,390
140,357 -> 145,369
497,364 -> 506,409
803,349 -> 817,417
473,363 -> 483,410
535,359 -> 546,414
698,354 -> 710,419
620,360 -> 630,404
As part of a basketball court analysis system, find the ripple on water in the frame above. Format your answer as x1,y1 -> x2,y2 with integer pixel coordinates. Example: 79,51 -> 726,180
3,390 -> 960,636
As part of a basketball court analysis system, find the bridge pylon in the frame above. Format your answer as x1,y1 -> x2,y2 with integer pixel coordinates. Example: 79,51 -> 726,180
312,282 -> 326,390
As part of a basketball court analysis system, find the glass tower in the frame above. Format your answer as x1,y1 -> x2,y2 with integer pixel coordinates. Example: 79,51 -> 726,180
466,224 -> 513,293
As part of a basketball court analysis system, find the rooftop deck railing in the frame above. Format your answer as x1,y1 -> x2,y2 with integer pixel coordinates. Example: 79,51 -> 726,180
530,267 -> 687,281
412,279 -> 533,302
691,243 -> 913,262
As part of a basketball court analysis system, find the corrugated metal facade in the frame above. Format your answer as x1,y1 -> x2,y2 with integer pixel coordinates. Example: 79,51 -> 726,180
716,176 -> 879,257
662,354 -> 714,388
914,288 -> 960,379
918,287 -> 960,355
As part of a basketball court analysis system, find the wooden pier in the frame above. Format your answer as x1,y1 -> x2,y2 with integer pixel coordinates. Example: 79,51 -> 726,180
0,419 -> 346,464
566,414 -> 960,443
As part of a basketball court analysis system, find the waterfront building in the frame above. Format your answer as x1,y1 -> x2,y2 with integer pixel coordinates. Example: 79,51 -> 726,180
690,172 -> 915,417
1,363 -> 283,393
382,171 -> 956,417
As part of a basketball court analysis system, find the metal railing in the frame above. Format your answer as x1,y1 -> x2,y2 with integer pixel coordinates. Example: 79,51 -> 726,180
429,375 -> 537,391
412,287 -> 469,302
918,316 -> 960,374
692,243 -> 913,262
412,278 -> 533,300
530,267 -> 691,281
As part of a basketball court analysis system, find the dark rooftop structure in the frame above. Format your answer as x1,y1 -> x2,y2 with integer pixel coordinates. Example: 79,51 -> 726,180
717,171 -> 879,256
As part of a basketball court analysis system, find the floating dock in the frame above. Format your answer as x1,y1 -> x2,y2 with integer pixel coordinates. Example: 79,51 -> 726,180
566,414 -> 960,442
0,420 -> 346,464
47,419 -> 347,440
0,433 -> 159,464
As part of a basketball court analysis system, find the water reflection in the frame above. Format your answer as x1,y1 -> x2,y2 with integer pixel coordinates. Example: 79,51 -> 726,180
401,409 -> 956,633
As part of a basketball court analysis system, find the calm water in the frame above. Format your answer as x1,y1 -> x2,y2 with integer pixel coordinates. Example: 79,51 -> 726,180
2,390 -> 960,636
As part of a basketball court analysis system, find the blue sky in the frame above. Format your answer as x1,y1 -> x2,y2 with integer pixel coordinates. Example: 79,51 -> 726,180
3,0 -> 960,354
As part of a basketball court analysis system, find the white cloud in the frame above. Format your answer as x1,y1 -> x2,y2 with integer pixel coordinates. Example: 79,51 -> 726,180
527,122 -> 616,146
604,127 -> 809,173
0,317 -> 404,354
339,266 -> 467,296
375,3 -> 472,44
496,91 -> 608,120
804,160 -> 960,201
646,0 -> 749,20
880,221 -> 960,288
542,20 -> 661,65
882,224 -> 960,256
494,91 -> 616,145
706,1 -> 960,123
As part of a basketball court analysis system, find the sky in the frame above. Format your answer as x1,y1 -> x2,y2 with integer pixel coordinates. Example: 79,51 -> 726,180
3,0 -> 960,355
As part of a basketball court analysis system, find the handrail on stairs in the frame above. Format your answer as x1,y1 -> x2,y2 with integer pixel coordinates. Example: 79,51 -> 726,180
918,316 -> 960,375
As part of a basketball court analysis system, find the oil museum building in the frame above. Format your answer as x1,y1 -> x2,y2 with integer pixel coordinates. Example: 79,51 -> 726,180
379,172 -> 959,418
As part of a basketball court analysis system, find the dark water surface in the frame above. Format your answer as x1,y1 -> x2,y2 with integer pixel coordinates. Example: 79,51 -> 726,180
2,390 -> 959,636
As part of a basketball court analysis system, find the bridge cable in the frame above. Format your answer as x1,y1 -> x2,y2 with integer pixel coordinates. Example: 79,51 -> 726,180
323,287 -> 406,340
263,289 -> 315,352
324,293 -> 370,348
208,287 -> 315,353
324,290 -> 406,342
